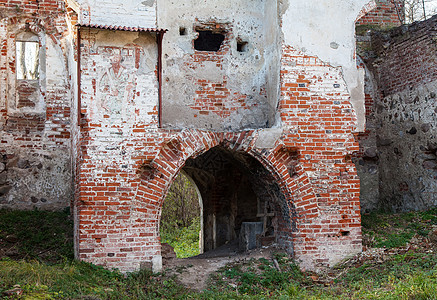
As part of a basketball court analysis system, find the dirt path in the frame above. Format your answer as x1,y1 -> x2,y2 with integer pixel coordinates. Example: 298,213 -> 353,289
163,245 -> 284,291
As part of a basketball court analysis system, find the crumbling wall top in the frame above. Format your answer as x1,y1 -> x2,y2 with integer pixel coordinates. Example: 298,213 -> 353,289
70,0 -> 157,28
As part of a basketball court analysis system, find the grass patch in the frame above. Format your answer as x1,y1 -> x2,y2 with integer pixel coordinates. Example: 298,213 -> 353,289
208,254 -> 313,297
207,251 -> 437,299
0,209 -> 73,262
361,208 -> 437,249
0,259 -> 191,299
0,207 -> 436,299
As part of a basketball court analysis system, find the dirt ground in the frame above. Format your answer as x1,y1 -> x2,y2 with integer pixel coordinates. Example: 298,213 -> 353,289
163,241 -> 286,291
163,226 -> 437,291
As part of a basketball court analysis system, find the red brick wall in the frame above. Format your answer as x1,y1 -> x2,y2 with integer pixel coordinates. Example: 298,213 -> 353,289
0,0 -> 363,272
75,28 -> 160,270
356,0 -> 404,27
0,0 -> 72,209
186,24 -> 261,118
0,0 -> 61,12
76,36 -> 362,272
279,45 -> 362,269
371,16 -> 437,96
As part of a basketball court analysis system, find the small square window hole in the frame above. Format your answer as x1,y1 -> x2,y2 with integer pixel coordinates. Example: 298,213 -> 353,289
237,41 -> 248,52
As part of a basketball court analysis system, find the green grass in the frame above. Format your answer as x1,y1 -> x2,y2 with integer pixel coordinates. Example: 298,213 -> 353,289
0,209 -> 73,262
0,259 -> 191,299
161,217 -> 201,258
361,207 -> 437,249
206,251 -> 437,300
0,208 -> 436,299
208,254 -> 313,297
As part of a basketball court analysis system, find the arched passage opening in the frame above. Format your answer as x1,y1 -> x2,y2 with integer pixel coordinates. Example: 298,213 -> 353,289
163,145 -> 294,257
160,171 -> 204,258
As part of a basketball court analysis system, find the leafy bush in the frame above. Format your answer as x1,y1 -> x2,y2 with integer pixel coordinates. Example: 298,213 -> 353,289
161,172 -> 200,230
161,217 -> 201,258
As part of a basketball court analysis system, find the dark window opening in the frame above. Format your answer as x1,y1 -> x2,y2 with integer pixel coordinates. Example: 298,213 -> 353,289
194,30 -> 225,52
179,27 -> 187,36
237,41 -> 248,52
340,230 -> 350,237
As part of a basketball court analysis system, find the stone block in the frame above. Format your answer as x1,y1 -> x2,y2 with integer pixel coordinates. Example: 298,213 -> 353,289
239,222 -> 263,252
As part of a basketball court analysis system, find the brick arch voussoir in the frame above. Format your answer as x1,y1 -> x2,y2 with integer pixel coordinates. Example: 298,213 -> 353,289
6,16 -> 65,45
133,130 -> 320,244
133,130 -> 222,214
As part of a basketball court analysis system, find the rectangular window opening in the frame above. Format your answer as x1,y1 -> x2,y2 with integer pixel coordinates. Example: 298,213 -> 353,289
194,30 -> 225,52
179,27 -> 187,36
340,230 -> 350,237
16,41 -> 39,80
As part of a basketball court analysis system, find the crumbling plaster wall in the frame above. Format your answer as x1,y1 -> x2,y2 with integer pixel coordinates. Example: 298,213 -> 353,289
73,0 -> 156,28
75,28 -> 161,271
0,0 -> 72,210
354,59 -> 380,213
282,0 -> 371,132
73,0 -> 370,273
157,0 -> 280,131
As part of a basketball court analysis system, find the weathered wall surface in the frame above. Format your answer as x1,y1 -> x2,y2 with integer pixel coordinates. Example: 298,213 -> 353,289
356,0 -> 404,27
358,15 -> 437,212
73,0 -> 366,273
354,59 -> 380,213
157,0 -> 280,131
283,0 -> 369,132
278,45 -> 362,270
0,0 -> 376,272
3,0 -> 433,273
74,0 -> 156,28
0,0 -> 72,210
75,28 -> 161,271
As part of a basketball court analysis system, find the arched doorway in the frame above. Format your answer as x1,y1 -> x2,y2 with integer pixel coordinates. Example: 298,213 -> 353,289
160,171 -> 204,258
163,145 -> 294,257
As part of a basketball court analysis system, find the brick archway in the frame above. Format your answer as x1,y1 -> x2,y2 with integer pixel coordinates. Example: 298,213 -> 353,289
76,128 -> 360,273
158,144 -> 298,256
133,129 -> 321,267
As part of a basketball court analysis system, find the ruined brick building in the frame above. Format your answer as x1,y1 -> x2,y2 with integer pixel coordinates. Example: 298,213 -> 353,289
356,13 -> 437,213
0,0 -> 435,272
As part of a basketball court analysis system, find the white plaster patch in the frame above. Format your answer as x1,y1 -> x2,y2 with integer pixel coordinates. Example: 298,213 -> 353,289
76,0 -> 157,28
255,128 -> 283,149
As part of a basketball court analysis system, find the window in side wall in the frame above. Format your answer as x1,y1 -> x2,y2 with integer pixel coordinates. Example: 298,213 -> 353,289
194,30 -> 225,52
14,32 -> 40,109
16,40 -> 39,80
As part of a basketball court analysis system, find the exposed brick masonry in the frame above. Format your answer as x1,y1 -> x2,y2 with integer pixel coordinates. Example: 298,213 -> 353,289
3,0 -> 404,272
370,15 -> 437,96
187,25 -> 261,118
356,0 -> 404,27
356,15 -> 437,212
